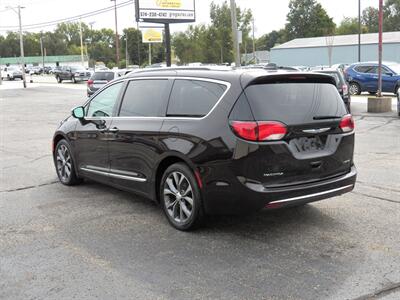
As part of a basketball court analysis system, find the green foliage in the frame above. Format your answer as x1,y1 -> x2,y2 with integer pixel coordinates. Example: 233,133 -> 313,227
285,0 -> 336,39
336,17 -> 368,35
256,29 -> 287,51
172,1 -> 253,65
362,7 -> 379,33
384,0 -> 400,31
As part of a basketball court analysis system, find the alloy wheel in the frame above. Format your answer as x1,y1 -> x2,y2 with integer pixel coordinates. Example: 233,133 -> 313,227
163,172 -> 194,224
56,144 -> 72,182
349,83 -> 360,95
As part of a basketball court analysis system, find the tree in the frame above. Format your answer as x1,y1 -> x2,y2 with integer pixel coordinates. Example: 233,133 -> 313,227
336,17 -> 368,35
384,0 -> 400,31
362,7 -> 379,33
285,0 -> 336,40
256,29 -> 288,51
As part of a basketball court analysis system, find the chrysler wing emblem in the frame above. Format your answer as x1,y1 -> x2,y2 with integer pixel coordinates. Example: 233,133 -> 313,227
302,128 -> 331,134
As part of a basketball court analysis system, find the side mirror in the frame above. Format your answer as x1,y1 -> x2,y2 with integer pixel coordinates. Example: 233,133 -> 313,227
72,106 -> 85,119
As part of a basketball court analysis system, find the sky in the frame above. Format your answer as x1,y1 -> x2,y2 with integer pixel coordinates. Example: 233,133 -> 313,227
0,0 -> 379,37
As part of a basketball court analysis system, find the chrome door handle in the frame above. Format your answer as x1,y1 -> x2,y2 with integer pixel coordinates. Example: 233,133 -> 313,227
108,127 -> 119,133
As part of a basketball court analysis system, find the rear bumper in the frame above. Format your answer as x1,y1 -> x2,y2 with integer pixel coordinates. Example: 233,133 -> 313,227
202,166 -> 357,214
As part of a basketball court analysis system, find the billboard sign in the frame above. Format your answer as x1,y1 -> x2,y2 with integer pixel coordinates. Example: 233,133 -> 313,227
135,0 -> 196,23
142,27 -> 163,43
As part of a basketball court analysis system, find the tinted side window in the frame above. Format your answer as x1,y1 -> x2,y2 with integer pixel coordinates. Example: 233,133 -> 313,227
87,82 -> 124,117
167,80 -> 227,117
355,65 -> 373,73
119,79 -> 169,117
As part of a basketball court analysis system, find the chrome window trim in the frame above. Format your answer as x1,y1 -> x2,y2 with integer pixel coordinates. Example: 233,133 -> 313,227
82,76 -> 231,121
80,167 -> 147,183
267,184 -> 354,205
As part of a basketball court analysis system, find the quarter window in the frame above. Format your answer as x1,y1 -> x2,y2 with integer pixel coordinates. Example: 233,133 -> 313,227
167,80 -> 227,117
119,79 -> 170,117
86,82 -> 123,117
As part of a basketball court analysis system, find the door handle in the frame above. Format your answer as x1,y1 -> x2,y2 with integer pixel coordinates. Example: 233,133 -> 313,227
108,127 -> 119,133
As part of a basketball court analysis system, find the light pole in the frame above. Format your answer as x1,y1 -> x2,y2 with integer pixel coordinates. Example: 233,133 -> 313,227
111,0 -> 120,67
7,5 -> 27,88
230,0 -> 240,67
358,0 -> 361,62
377,0 -> 383,98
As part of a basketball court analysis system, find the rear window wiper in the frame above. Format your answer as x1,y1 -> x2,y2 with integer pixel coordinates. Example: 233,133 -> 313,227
313,115 -> 342,120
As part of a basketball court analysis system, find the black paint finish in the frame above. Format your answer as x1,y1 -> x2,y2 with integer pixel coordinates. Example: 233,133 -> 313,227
53,69 -> 357,214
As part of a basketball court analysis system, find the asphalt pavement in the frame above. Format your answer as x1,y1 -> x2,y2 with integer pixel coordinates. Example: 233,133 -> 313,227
1,80 -> 399,300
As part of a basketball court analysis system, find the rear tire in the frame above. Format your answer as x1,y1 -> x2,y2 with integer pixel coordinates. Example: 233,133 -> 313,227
349,82 -> 361,95
54,140 -> 82,186
160,163 -> 204,231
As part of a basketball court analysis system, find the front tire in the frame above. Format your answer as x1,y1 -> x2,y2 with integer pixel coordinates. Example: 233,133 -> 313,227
54,140 -> 82,186
72,76 -> 77,83
160,163 -> 204,231
56,76 -> 62,83
349,82 -> 361,95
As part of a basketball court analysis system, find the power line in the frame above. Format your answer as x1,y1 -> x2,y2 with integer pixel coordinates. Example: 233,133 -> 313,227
0,0 -> 133,31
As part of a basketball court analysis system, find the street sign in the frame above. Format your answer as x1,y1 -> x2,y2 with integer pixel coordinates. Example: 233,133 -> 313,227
142,28 -> 163,43
135,0 -> 196,23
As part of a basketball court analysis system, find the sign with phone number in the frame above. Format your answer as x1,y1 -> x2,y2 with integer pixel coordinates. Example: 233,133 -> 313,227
136,0 -> 195,23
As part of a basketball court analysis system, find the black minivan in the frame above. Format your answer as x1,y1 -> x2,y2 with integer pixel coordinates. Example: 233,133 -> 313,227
53,69 -> 356,230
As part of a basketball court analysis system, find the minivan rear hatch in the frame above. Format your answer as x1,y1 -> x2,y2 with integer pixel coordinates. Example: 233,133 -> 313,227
230,74 -> 354,188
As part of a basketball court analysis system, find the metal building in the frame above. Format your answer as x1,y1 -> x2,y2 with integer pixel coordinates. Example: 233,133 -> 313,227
270,31 -> 400,67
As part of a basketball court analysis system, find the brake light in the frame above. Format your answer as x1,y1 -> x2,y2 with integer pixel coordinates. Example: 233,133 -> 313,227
230,121 -> 287,141
339,114 -> 355,133
87,79 -> 93,87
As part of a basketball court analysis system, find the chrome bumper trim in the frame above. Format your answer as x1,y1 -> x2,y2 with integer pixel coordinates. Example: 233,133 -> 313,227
268,184 -> 354,205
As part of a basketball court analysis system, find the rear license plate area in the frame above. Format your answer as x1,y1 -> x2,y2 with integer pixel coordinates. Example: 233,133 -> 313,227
291,136 -> 325,153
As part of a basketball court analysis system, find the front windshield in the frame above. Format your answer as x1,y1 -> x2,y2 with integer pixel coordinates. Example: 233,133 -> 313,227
388,64 -> 400,74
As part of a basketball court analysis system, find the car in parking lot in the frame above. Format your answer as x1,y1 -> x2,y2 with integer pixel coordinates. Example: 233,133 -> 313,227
87,71 -> 120,96
1,66 -> 23,80
55,66 -> 91,83
313,68 -> 351,112
53,69 -> 357,230
345,62 -> 400,95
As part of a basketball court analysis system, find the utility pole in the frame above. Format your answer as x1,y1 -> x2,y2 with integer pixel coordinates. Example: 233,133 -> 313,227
40,32 -> 45,71
377,0 -> 383,98
111,0 -> 120,66
7,6 -> 27,88
125,34 -> 129,68
252,17 -> 256,63
79,20 -> 84,67
358,0 -> 361,62
230,0 -> 240,67
165,24 -> 171,67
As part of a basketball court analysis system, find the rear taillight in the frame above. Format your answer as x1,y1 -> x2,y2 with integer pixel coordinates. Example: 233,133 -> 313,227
339,114 -> 355,133
230,121 -> 287,141
87,79 -> 93,87
342,84 -> 349,96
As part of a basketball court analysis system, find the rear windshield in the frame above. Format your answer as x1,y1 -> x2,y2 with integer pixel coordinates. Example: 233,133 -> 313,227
244,83 -> 347,125
91,72 -> 115,81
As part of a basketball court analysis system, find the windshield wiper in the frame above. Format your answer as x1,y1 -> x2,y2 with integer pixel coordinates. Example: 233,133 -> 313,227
313,115 -> 342,120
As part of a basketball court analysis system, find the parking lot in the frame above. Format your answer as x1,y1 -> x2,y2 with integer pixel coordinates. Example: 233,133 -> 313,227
1,80 -> 399,299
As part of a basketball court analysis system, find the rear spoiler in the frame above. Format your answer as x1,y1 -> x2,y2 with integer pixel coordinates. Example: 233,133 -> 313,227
241,72 -> 337,88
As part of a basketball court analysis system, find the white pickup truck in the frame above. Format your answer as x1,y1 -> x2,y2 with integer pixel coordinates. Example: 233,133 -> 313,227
1,66 -> 23,80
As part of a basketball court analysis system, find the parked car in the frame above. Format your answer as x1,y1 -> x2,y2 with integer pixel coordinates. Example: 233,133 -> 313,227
55,66 -> 91,83
1,66 -> 23,80
29,66 -> 43,75
345,62 -> 400,95
313,68 -> 351,112
50,66 -> 62,74
87,71 -> 121,96
52,69 -> 357,230
397,88 -> 400,117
